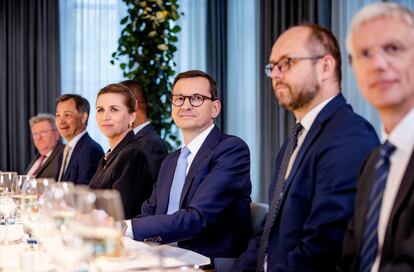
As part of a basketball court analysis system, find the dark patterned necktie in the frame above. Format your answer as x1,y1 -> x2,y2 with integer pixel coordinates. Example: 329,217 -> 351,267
257,122 -> 303,272
359,141 -> 395,272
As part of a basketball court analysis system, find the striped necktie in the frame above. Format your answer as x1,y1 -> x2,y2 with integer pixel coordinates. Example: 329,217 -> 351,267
359,141 -> 396,272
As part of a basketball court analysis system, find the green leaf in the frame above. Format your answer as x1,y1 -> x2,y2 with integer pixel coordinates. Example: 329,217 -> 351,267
171,25 -> 181,33
115,0 -> 181,148
120,16 -> 129,25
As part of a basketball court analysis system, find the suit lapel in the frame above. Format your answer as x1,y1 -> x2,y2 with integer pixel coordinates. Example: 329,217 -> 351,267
352,151 -> 378,257
38,142 -> 63,175
63,133 -> 88,179
104,131 -> 135,167
277,95 -> 347,215
381,151 -> 414,260
159,151 -> 180,213
25,154 -> 40,174
89,131 -> 134,187
179,126 -> 221,206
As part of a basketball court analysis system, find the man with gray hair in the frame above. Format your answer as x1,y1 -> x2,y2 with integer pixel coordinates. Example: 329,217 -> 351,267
341,3 -> 414,271
26,113 -> 63,179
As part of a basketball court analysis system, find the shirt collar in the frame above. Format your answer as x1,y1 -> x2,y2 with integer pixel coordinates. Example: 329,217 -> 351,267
298,95 -> 336,131
133,121 -> 150,135
66,130 -> 87,148
185,124 -> 215,157
382,107 -> 414,154
45,149 -> 53,157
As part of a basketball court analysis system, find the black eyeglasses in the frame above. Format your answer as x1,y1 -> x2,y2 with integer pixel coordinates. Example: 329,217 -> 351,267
265,56 -> 324,77
170,94 -> 215,107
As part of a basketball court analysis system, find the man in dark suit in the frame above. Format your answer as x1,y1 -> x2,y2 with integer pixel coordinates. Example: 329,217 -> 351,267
341,3 -> 414,271
26,113 -> 63,179
124,70 -> 252,262
55,94 -> 104,184
231,24 -> 379,272
120,79 -> 168,182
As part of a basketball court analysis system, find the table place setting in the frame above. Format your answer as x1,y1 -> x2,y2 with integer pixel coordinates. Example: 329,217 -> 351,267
0,172 -> 210,271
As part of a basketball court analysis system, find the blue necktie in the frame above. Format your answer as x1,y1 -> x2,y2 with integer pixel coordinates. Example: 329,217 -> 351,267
257,122 -> 303,272
359,141 -> 396,272
167,146 -> 191,214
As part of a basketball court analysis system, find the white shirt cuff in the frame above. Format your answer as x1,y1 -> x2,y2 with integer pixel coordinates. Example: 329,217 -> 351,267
124,220 -> 134,239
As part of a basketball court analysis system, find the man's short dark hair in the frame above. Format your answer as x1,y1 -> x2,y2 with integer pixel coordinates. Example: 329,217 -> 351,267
302,23 -> 342,85
172,70 -> 218,99
56,94 -> 90,120
120,80 -> 148,116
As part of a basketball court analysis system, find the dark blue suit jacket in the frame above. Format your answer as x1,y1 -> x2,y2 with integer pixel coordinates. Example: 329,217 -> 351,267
135,123 -> 168,182
131,126 -> 252,259
341,148 -> 414,271
61,132 -> 104,185
232,94 -> 379,271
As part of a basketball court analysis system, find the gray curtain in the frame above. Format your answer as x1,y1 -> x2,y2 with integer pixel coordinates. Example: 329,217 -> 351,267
259,0 -> 332,201
0,0 -> 61,172
206,0 -> 227,131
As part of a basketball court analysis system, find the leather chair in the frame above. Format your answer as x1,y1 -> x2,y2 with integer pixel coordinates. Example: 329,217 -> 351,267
250,202 -> 269,234
214,202 -> 269,272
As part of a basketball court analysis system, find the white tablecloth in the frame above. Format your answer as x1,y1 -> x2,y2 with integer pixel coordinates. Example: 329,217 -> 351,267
0,224 -> 210,271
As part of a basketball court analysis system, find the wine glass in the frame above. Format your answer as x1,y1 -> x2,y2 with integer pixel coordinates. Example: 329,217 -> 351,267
11,175 -> 35,220
35,178 -> 55,198
41,182 -> 76,229
0,192 -> 17,244
79,189 -> 125,258
0,172 -> 17,224
0,172 -> 17,194
94,189 -> 124,222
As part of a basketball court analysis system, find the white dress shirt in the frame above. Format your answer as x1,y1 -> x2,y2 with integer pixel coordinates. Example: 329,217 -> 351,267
124,124 -> 215,239
371,107 -> 414,272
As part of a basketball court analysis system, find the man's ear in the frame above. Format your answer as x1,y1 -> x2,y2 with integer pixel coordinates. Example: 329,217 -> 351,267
81,112 -> 88,125
320,55 -> 336,82
211,100 -> 221,119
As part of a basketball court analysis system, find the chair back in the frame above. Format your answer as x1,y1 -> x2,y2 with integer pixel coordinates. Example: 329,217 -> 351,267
250,202 -> 268,234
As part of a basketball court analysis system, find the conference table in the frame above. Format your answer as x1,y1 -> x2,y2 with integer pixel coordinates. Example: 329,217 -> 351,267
0,223 -> 210,271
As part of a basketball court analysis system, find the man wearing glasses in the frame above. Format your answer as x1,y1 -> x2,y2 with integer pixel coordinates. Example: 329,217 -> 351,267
231,24 -> 379,271
124,70 -> 252,266
26,113 -> 63,179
